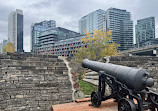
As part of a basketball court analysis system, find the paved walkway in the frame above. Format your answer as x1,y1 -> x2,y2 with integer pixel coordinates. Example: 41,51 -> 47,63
52,99 -> 117,111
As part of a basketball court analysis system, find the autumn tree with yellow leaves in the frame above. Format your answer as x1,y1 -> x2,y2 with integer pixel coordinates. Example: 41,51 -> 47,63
73,29 -> 120,63
3,42 -> 14,53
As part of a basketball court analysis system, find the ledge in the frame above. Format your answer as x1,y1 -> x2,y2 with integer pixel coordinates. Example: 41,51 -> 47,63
52,98 -> 117,111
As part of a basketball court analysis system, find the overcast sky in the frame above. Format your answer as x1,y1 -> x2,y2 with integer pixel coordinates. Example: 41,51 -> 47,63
0,0 -> 158,52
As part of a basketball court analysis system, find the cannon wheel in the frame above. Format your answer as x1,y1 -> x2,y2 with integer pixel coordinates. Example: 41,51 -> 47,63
150,93 -> 158,106
149,93 -> 158,111
118,98 -> 136,111
91,91 -> 101,107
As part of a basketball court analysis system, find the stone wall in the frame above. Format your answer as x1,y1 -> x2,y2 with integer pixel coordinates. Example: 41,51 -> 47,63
84,56 -> 158,92
0,53 -> 72,111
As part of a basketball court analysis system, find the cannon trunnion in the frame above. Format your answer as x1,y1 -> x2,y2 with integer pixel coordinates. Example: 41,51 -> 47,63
82,59 -> 158,111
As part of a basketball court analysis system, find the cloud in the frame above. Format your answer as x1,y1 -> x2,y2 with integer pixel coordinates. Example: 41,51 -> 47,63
0,21 -> 8,36
0,0 -> 158,51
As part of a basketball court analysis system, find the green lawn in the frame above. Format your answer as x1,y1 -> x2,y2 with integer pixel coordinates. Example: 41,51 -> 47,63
78,80 -> 97,95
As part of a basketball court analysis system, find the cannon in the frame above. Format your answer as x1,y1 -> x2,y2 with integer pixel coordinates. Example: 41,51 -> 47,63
82,59 -> 158,111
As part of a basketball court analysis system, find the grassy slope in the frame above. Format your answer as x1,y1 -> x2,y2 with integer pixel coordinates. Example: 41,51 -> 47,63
78,80 -> 97,95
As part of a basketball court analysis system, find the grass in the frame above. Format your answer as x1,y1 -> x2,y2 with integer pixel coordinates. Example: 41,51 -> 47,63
78,80 -> 97,95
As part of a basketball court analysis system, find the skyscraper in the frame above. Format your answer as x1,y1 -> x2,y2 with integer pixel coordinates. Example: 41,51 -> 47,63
105,8 -> 133,50
79,9 -> 106,34
135,17 -> 155,47
31,20 -> 56,52
8,9 -> 24,52
79,8 -> 133,50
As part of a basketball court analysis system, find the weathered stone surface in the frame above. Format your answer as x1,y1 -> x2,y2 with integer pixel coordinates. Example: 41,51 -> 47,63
0,53 -> 72,111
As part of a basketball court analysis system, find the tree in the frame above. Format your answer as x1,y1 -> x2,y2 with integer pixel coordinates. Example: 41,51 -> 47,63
6,42 -> 13,53
3,42 -> 13,53
3,46 -> 6,53
73,29 -> 120,63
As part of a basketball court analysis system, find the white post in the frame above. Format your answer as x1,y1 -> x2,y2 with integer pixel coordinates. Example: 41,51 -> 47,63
153,49 -> 157,56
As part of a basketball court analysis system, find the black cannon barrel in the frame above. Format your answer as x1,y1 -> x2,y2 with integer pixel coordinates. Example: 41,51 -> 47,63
82,59 -> 154,91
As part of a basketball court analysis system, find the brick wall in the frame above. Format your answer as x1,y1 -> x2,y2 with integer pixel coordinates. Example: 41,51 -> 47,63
0,53 -> 72,111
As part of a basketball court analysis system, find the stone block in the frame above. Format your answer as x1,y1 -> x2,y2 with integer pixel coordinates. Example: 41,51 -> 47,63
0,53 -> 73,111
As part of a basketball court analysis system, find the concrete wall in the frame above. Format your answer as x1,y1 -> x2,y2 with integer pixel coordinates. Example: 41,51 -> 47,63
0,53 -> 72,111
84,56 -> 158,92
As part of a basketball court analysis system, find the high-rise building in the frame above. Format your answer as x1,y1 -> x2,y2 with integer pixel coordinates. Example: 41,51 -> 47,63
8,9 -> 24,52
35,27 -> 81,56
105,8 -> 133,50
37,27 -> 80,48
79,9 -> 106,34
79,8 -> 133,50
135,17 -> 155,47
31,20 -> 56,52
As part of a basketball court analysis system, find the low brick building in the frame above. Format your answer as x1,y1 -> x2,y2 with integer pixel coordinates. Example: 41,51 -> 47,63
36,36 -> 87,57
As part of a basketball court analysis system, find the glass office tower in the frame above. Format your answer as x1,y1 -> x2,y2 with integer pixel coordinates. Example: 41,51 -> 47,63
135,17 -> 155,47
35,27 -> 81,56
79,8 -> 133,50
79,9 -> 106,34
105,8 -> 133,50
31,20 -> 56,52
8,9 -> 24,52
